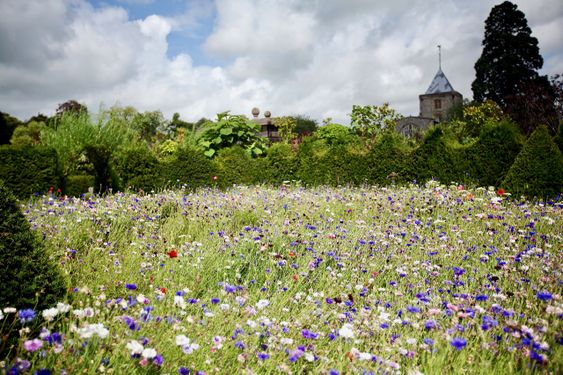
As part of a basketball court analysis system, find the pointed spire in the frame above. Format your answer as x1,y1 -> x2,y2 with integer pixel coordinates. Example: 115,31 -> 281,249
437,45 -> 442,70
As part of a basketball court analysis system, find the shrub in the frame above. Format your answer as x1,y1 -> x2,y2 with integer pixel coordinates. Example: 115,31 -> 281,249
0,181 -> 67,356
502,125 -> 563,199
0,146 -> 60,198
408,127 -> 462,184
316,124 -> 358,146
464,120 -> 523,187
215,146 -> 260,187
64,175 -> 95,197
261,143 -> 298,183
113,145 -> 162,192
162,146 -> 218,190
367,131 -> 412,185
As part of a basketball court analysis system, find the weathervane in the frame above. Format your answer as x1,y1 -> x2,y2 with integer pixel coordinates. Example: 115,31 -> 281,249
437,45 -> 442,70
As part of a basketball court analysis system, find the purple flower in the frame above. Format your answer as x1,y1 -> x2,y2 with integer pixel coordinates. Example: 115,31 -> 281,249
301,329 -> 318,339
536,291 -> 552,301
211,298 -> 220,304
224,284 -> 237,293
18,309 -> 36,324
424,320 -> 437,330
406,306 -> 420,313
153,354 -> 164,366
23,338 -> 43,352
234,341 -> 245,350
257,352 -> 270,360
178,367 -> 190,375
450,337 -> 467,350
424,338 -> 434,346
329,370 -> 340,375
475,295 -> 488,301
34,370 -> 51,375
125,284 -> 137,290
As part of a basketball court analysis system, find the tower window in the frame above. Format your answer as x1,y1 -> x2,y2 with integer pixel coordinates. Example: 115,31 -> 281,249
434,99 -> 442,109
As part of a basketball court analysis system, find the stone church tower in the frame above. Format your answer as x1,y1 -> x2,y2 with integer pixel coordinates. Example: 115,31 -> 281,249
396,47 -> 463,137
419,68 -> 463,122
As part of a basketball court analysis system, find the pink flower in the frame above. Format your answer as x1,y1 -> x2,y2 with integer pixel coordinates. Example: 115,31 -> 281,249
23,338 -> 43,352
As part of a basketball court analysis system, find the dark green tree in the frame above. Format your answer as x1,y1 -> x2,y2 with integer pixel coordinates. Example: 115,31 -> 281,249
472,2 -> 543,108
0,112 -> 23,145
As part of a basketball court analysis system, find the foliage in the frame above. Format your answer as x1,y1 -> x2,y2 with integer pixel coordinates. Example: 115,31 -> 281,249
112,145 -> 162,192
9,121 -> 47,147
83,144 -> 115,192
0,146 -> 60,198
294,115 -> 318,135
350,103 -> 402,146
472,1 -> 547,125
162,146 -> 218,190
215,146 -> 260,187
157,139 -> 180,159
460,100 -> 505,140
64,175 -> 95,197
261,143 -> 298,183
464,120 -> 523,187
504,76 -> 559,135
55,100 -> 88,117
367,131 -> 413,185
273,116 -> 297,143
132,110 -> 168,142
0,112 -> 23,145
408,127 -> 462,184
197,112 -> 267,158
0,180 -> 67,358
503,125 -> 563,199
316,123 -> 358,146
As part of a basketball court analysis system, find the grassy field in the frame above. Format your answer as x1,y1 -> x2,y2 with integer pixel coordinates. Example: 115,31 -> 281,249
1,182 -> 562,374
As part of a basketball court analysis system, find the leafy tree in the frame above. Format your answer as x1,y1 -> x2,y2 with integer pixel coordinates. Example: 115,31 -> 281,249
349,103 -> 402,146
273,116 -> 297,143
197,112 -> 267,158
0,112 -> 23,145
132,110 -> 167,142
316,123 -> 358,146
294,115 -> 318,135
9,121 -> 47,146
472,1 -> 551,133
56,100 -> 88,117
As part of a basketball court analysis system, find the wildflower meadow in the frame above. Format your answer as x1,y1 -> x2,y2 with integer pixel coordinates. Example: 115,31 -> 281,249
1,182 -> 562,374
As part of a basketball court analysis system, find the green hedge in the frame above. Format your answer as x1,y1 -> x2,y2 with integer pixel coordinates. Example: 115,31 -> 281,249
0,146 -> 60,198
64,175 -> 95,197
162,146 -> 218,190
503,125 -> 563,200
113,145 -> 163,191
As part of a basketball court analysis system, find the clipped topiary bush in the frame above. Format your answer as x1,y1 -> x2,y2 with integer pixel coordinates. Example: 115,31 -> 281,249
367,131 -> 412,185
261,143 -> 298,183
502,125 -> 563,199
0,180 -> 67,356
464,120 -> 523,187
64,175 -> 95,197
215,146 -> 260,187
162,146 -> 218,190
113,145 -> 163,192
0,146 -> 60,198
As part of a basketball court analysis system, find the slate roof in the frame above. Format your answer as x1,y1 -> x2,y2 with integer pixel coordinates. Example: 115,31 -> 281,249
425,68 -> 456,94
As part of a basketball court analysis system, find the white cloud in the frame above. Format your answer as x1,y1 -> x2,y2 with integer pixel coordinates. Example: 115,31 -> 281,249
0,0 -> 561,124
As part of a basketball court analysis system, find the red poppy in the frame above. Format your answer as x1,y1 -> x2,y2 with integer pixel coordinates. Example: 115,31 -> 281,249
292,274 -> 299,281
167,249 -> 178,258
160,287 -> 167,294
288,251 -> 296,257
496,188 -> 505,196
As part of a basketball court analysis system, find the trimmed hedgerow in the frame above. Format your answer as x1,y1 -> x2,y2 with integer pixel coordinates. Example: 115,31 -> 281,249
162,146 -> 218,190
502,125 -> 563,199
0,146 -> 60,198
215,146 -> 260,187
366,131 -> 412,185
64,175 -> 95,197
113,145 -> 163,192
260,143 -> 298,184
0,180 -> 67,357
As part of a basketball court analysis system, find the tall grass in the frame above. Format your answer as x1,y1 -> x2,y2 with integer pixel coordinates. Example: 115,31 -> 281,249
2,183 -> 561,374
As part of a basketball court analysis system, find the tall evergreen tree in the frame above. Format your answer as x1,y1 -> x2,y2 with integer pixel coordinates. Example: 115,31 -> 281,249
472,1 -> 543,108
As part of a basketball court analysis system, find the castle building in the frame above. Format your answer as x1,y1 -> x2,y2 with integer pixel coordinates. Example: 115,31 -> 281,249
396,47 -> 462,137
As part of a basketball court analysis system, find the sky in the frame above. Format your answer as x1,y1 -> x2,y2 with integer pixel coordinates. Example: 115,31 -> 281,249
1,0 -> 562,125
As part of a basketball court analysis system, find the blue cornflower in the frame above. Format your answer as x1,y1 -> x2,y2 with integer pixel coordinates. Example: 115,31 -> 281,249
450,337 -> 467,350
329,370 -> 340,375
536,291 -> 552,301
178,367 -> 190,375
424,338 -> 434,346
257,352 -> 270,360
380,323 -> 389,329
235,341 -> 245,350
475,295 -> 488,301
153,355 -> 164,366
35,370 -> 51,375
301,329 -> 318,339
424,320 -> 437,330
18,309 -> 36,324
125,284 -> 137,290
406,306 -> 420,313
211,298 -> 220,304
224,284 -> 237,293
